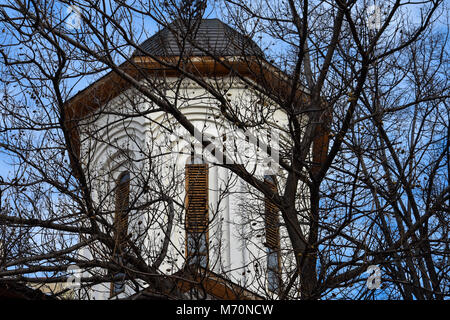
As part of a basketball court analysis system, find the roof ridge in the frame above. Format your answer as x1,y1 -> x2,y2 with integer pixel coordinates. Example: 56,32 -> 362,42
133,18 -> 263,58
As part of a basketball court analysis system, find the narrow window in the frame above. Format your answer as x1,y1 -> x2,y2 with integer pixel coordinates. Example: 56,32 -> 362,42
312,113 -> 330,175
185,161 -> 208,268
264,175 -> 281,292
111,171 -> 130,296
114,171 -> 130,251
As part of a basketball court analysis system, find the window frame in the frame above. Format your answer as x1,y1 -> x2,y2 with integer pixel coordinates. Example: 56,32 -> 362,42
110,171 -> 130,297
185,158 -> 209,269
264,174 -> 281,293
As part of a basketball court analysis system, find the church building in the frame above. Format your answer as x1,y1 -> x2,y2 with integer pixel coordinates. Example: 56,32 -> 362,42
65,18 -> 312,300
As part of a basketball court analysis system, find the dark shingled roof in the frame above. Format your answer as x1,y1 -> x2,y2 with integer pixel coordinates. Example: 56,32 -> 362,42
133,18 -> 264,58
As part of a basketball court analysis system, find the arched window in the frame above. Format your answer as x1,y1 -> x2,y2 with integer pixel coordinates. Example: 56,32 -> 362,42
185,156 -> 208,268
111,171 -> 130,296
264,174 -> 281,293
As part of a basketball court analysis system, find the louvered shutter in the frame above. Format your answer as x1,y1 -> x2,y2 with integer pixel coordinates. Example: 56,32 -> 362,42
114,172 -> 130,250
312,125 -> 329,175
264,175 -> 281,292
110,172 -> 130,297
185,164 -> 209,233
264,176 -> 279,250
312,108 -> 331,175
185,163 -> 209,267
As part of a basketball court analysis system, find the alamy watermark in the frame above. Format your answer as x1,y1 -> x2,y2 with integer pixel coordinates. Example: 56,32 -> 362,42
366,4 -> 383,31
66,264 -> 81,289
66,5 -> 82,29
167,127 -> 280,174
366,265 -> 381,289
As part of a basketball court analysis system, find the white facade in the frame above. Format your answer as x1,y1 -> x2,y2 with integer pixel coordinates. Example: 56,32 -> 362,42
76,75 -> 306,299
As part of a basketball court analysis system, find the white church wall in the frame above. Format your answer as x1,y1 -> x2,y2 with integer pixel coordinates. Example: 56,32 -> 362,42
78,75 -> 303,299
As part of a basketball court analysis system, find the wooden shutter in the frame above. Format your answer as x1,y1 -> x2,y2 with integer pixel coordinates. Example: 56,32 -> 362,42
264,175 -> 281,292
114,172 -> 130,249
185,164 -> 209,234
264,176 -> 279,250
110,172 -> 130,297
312,109 -> 331,175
